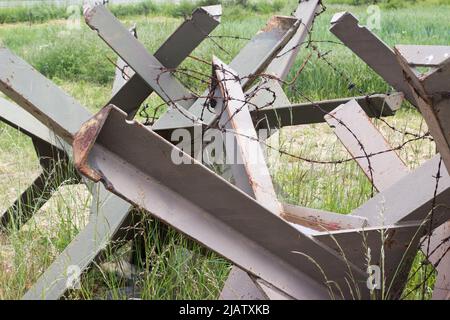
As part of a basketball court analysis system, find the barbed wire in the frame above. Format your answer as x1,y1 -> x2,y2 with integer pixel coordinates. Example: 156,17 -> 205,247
108,0 -> 446,299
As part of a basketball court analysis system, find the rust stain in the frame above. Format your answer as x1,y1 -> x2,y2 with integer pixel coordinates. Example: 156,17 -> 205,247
73,105 -> 112,182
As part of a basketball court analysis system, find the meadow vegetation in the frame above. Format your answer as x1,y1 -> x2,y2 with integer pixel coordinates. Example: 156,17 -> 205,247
0,0 -> 449,299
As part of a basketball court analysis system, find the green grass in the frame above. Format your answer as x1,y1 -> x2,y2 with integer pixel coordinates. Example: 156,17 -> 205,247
0,1 -> 449,299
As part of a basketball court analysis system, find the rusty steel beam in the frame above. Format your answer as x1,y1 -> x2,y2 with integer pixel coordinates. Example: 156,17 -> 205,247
281,203 -> 367,231
329,12 -> 417,106
107,5 -> 221,117
72,104 -> 371,299
0,48 -> 92,143
325,99 -> 409,191
0,137 -> 77,230
265,0 -> 320,80
84,4 -> 196,112
254,93 -> 403,130
428,222 -> 450,300
152,15 -> 301,135
213,57 -> 280,213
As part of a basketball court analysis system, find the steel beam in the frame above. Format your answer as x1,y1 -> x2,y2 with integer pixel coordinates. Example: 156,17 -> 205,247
330,97 -> 450,300
213,58 -> 284,299
107,5 -> 221,117
111,26 -> 137,97
395,50 -> 450,173
352,155 -> 450,229
428,222 -> 450,300
282,203 -> 367,231
329,12 -> 417,106
1,137 -> 76,230
0,97 -> 73,231
0,47 -> 139,299
23,182 -> 133,299
152,15 -> 301,135
219,267 -> 268,300
73,105 -> 370,299
265,0 -> 320,80
84,4 -> 196,112
253,93 -> 403,130
0,96 -> 66,150
395,47 -> 450,300
325,99 -> 409,191
314,222 -> 424,299
395,45 -> 450,67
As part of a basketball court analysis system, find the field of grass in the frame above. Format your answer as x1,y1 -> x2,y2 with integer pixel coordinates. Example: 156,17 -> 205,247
0,0 -> 449,299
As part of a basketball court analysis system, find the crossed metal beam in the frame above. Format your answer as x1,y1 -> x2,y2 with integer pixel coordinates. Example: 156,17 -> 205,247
0,3 -> 447,300
330,11 -> 450,300
0,5 -> 221,299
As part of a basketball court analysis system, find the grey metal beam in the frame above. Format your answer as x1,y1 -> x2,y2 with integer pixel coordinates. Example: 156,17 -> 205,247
247,79 -> 291,119
107,5 -> 221,116
219,267 -> 268,300
396,49 -> 450,173
314,222 -> 424,299
329,12 -> 417,106
330,92 -> 450,300
395,48 -> 450,300
73,105 -> 369,300
0,47 -> 92,143
0,48 -> 137,299
282,203 -> 367,231
84,4 -> 196,112
213,57 -> 280,214
265,0 -> 320,80
111,26 -> 137,97
428,222 -> 450,300
213,58 -> 285,300
0,138 -> 75,230
23,182 -> 133,300
395,45 -> 450,67
324,99 -> 420,297
0,96 -> 66,150
152,15 -> 301,134
325,99 -> 409,191
253,93 -> 403,130
352,154 -> 450,230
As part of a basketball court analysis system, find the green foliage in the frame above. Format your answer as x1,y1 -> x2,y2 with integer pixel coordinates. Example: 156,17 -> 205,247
0,2 -> 447,300
0,5 -> 66,24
